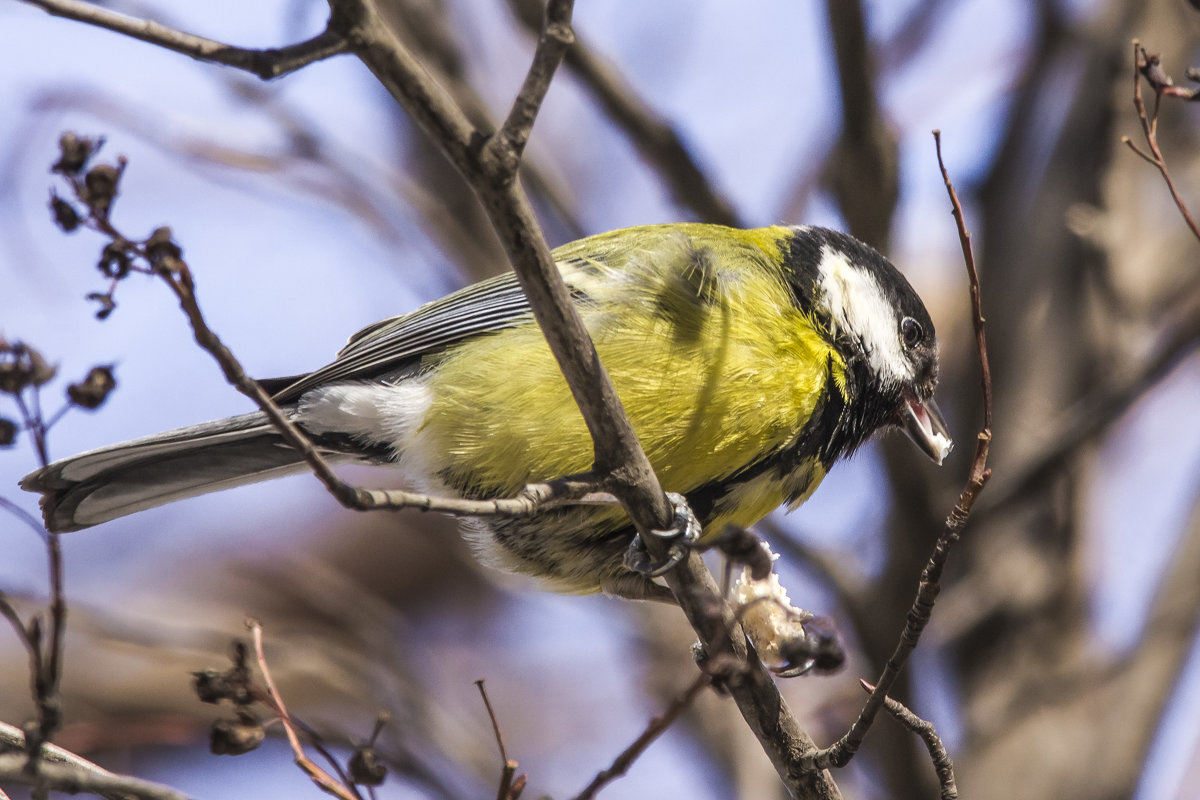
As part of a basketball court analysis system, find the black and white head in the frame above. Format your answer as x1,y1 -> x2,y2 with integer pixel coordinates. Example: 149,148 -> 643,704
785,226 -> 952,465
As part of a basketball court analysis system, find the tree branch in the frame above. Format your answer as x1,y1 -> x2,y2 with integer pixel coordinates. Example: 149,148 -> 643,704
804,130 -> 993,771
1124,40 -> 1200,243
248,620 -> 361,800
505,0 -> 743,227
0,722 -> 190,800
20,0 -> 350,79
859,680 -> 957,799
571,672 -> 709,800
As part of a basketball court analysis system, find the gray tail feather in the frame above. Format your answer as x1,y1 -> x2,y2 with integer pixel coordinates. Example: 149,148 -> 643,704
20,410 -> 335,533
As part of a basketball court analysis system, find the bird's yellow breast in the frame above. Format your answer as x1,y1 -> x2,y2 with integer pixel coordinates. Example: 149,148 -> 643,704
419,225 -> 846,522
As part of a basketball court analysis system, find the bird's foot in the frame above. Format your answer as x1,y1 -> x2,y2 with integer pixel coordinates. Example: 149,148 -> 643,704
623,492 -> 701,577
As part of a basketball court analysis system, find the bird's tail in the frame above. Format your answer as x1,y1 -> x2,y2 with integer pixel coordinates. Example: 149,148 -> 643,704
20,410 -> 333,533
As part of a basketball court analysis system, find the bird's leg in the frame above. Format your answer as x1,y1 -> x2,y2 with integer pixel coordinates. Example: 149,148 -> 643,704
622,492 -> 701,578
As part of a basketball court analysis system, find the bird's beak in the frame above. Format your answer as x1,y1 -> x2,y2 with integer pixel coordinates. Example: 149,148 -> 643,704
900,393 -> 953,465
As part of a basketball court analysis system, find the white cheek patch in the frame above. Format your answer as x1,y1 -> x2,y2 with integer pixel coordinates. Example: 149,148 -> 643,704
816,247 -> 913,383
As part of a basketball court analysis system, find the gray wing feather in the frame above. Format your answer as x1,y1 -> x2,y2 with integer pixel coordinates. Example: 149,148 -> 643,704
272,271 -> 535,402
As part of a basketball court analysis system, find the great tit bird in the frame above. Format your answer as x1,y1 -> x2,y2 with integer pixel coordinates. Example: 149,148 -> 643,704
22,224 -> 951,599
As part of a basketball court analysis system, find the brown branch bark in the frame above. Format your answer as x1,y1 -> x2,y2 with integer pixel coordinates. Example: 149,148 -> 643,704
0,722 -> 190,800
21,0 -> 350,79
805,131 -> 992,773
1123,40 -> 1200,243
571,673 -> 710,800
824,0 -> 899,250
248,620 -> 360,800
860,680 -> 957,800
506,0 -> 743,227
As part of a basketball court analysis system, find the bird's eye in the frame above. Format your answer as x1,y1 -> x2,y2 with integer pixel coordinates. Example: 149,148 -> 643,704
901,317 -> 923,348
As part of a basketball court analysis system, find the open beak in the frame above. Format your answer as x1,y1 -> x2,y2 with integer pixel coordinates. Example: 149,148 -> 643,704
900,393 -> 953,465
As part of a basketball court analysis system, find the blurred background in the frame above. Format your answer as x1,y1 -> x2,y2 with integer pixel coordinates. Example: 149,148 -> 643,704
2,0 -> 1199,798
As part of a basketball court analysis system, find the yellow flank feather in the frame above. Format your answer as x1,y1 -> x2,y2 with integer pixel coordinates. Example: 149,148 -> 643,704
420,225 -> 844,535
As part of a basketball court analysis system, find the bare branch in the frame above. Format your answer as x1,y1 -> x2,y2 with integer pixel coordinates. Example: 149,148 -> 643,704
824,0 -> 899,249
475,680 -> 523,800
248,620 -> 361,800
804,130 -> 994,772
506,0 -> 742,227
19,0 -> 349,79
0,722 -> 190,800
488,0 -> 575,172
0,496 -> 46,539
1126,40 -> 1200,243
859,680 -> 957,799
570,673 -> 709,800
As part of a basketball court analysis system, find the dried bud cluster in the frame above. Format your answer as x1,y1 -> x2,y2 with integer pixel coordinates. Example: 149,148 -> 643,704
146,227 -> 185,275
84,292 -> 117,320
81,163 -> 121,219
51,132 -> 102,176
210,713 -> 265,756
98,241 -> 133,279
49,192 -> 81,233
0,340 -> 57,395
349,745 -> 388,786
67,366 -> 117,410
194,641 -> 264,757
46,134 -> 189,320
192,642 -> 254,706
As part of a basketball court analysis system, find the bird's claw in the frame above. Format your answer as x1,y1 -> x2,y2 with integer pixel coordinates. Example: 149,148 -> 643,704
623,493 -> 701,577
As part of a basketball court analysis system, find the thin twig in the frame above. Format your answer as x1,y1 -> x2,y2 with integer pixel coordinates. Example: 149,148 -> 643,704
803,130 -> 993,771
158,262 -> 616,520
505,0 -> 742,227
61,163 -> 624,523
0,722 -> 190,800
489,0 -> 575,171
0,594 -> 37,664
0,753 -> 190,800
1124,40 -> 1200,243
858,680 -> 957,799
66,130 -> 630,530
570,673 -> 710,800
12,393 -> 49,468
248,620 -> 361,800
938,132 -> 993,433
3,386 -> 68,759
0,496 -> 48,539
475,680 -> 522,800
20,0 -> 350,79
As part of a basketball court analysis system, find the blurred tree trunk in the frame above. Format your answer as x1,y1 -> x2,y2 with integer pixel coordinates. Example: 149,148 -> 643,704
946,0 -> 1200,797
